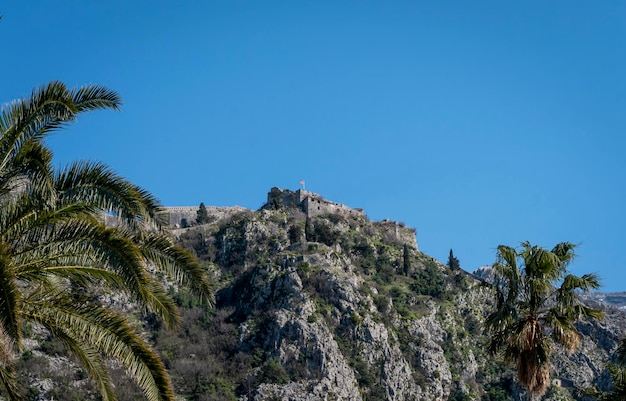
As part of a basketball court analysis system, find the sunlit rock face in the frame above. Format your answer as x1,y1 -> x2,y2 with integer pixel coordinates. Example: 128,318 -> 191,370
18,189 -> 626,401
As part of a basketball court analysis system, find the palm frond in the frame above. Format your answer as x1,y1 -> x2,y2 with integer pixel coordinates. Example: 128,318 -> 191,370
32,222 -> 181,326
140,276 -> 181,329
544,308 -> 580,352
0,364 -> 21,401
69,85 -> 122,112
522,243 -> 564,280
0,192 -> 43,241
0,81 -> 210,400
23,293 -> 175,401
0,82 -> 75,172
0,244 -> 20,345
55,161 -> 162,228
0,321 -> 19,401
486,241 -> 603,398
0,195 -> 98,249
573,304 -> 605,321
43,265 -> 127,290
581,360 -> 626,400
138,232 -> 213,302
561,273 -> 601,292
47,327 -> 117,401
10,219 -> 179,325
551,242 -> 577,265
496,245 -> 518,270
0,139 -> 55,200
0,81 -> 120,178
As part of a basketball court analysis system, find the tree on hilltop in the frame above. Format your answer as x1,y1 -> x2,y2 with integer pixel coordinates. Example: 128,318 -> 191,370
403,244 -> 411,276
485,241 -> 603,400
448,249 -> 460,270
197,202 -> 209,224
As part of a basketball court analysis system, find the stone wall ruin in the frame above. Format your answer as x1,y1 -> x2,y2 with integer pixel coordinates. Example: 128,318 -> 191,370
266,187 -> 365,218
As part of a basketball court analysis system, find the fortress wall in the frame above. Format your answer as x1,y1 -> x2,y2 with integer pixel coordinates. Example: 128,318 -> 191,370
375,220 -> 419,251
302,196 -> 364,218
161,205 -> 249,228
161,207 -> 198,227
158,190 -> 418,249
267,187 -> 299,209
296,189 -> 365,218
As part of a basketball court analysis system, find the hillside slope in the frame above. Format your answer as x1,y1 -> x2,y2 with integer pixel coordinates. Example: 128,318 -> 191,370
14,189 -> 626,401
161,189 -> 625,401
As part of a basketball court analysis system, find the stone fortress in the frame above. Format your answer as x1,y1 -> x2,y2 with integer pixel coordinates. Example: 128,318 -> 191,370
162,187 -> 367,228
265,187 -> 366,218
161,187 -> 418,250
266,187 -> 418,249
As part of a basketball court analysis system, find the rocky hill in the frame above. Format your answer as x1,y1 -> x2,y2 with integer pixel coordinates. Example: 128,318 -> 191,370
583,293 -> 626,312
14,188 -> 626,401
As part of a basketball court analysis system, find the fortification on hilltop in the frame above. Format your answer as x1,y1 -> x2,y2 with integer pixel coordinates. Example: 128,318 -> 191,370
156,189 -> 416,252
159,188 -> 367,227
161,206 -> 198,228
265,187 -> 365,218
266,187 -> 418,250
160,205 -> 247,228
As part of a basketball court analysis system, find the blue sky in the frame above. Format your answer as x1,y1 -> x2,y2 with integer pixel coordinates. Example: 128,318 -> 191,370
3,2 -> 625,291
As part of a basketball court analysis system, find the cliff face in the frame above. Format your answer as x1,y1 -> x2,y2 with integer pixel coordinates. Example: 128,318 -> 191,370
16,192 -> 626,401
164,198 -> 624,401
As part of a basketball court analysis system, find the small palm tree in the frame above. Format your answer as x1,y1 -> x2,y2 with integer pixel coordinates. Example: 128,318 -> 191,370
0,82 -> 212,401
485,241 -> 603,400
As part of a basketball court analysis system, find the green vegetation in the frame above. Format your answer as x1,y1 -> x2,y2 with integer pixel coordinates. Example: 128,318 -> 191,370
258,357 -> 290,385
0,82 -> 212,401
448,249 -> 460,270
305,217 -> 340,246
411,260 -> 451,300
13,184 -> 610,401
484,242 -> 603,399
403,243 -> 411,276
583,337 -> 626,400
197,202 -> 210,224
148,209 -> 612,401
288,223 -> 304,243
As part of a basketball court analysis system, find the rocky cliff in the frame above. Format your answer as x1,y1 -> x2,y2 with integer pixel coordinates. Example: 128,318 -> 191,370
15,190 -> 626,401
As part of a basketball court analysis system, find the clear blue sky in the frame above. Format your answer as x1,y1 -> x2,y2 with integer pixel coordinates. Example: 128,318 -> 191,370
3,2 -> 625,291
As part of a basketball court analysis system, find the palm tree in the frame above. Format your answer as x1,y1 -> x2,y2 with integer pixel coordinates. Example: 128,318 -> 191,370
485,241 -> 603,400
0,81 -> 212,401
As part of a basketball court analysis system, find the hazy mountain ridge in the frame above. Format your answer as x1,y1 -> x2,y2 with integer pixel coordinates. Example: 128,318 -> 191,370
584,293 -> 626,311
13,190 -> 626,401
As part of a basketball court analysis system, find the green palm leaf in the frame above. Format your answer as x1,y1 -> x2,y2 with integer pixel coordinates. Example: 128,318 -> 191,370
45,328 -> 117,401
0,245 -> 20,346
0,364 -> 21,401
22,292 -> 174,401
55,161 -> 162,228
138,232 -> 213,301
0,82 -> 212,400
485,241 -> 603,399
0,81 -> 120,172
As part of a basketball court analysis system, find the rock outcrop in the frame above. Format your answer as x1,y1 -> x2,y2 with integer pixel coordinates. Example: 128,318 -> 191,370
15,190 -> 626,401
